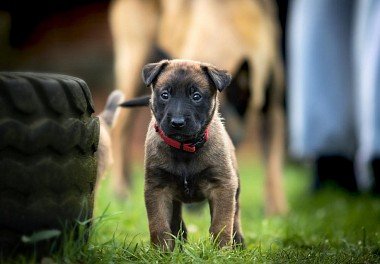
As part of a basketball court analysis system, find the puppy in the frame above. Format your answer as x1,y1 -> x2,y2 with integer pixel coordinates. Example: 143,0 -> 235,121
120,59 -> 244,250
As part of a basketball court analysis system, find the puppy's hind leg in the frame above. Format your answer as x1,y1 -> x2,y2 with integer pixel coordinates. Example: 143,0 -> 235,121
233,184 -> 244,247
170,200 -> 188,244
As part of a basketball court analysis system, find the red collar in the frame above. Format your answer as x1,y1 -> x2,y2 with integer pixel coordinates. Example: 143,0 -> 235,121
154,124 -> 209,153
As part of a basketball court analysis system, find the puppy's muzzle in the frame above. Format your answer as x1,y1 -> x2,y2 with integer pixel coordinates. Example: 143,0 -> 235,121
170,116 -> 186,129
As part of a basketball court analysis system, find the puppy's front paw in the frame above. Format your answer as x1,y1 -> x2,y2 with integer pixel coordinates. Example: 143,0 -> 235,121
210,229 -> 232,248
151,230 -> 174,251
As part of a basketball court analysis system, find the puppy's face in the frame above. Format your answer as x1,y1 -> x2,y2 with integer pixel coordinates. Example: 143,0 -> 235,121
142,60 -> 231,142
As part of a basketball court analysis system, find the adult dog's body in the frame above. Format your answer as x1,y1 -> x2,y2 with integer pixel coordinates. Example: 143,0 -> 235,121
120,59 -> 243,250
110,0 -> 287,215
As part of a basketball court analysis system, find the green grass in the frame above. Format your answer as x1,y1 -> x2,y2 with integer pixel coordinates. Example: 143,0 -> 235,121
11,157 -> 380,263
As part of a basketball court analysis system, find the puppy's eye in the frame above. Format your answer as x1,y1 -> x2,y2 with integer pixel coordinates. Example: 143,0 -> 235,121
192,92 -> 202,102
160,91 -> 169,100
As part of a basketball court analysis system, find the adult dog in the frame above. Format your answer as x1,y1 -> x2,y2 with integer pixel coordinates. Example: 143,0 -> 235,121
110,0 -> 287,215
120,59 -> 244,250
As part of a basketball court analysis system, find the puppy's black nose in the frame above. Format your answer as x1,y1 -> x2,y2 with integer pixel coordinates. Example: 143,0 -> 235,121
171,117 -> 185,129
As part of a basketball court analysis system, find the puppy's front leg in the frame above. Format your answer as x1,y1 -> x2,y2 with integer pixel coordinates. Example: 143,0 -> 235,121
208,185 -> 236,247
145,186 -> 174,251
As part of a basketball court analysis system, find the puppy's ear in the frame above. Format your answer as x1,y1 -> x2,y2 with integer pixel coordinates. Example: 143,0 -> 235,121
202,64 -> 232,92
142,60 -> 169,86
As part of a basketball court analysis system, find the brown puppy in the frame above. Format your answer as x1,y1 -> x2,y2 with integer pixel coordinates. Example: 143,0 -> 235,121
121,59 -> 243,250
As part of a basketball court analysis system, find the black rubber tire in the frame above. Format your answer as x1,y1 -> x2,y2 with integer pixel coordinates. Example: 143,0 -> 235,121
0,72 -> 99,255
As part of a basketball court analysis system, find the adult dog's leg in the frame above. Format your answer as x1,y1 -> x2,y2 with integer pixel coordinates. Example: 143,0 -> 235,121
109,0 -> 159,198
262,60 -> 287,216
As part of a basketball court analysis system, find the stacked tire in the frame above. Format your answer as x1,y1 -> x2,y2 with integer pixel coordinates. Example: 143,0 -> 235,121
0,73 -> 99,255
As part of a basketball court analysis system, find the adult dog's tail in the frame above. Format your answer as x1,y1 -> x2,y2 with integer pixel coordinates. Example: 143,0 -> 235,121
100,90 -> 124,127
97,90 -> 124,180
119,95 -> 150,108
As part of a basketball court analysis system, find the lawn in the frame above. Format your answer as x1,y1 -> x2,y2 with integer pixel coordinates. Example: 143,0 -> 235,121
14,155 -> 380,263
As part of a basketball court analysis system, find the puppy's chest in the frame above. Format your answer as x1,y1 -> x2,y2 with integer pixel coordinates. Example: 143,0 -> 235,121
174,171 -> 205,203
158,165 -> 217,203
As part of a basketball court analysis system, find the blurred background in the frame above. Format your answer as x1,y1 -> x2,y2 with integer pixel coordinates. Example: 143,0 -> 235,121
0,0 -> 113,113
0,0 -> 148,160
0,0 -> 288,163
0,0 -> 380,194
